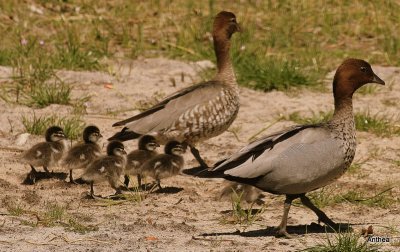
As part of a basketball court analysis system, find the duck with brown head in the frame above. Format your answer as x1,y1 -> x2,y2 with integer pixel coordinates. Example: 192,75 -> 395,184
109,11 -> 241,169
184,59 -> 385,238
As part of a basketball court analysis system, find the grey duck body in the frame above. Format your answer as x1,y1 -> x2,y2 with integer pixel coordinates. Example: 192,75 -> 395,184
184,59 -> 385,237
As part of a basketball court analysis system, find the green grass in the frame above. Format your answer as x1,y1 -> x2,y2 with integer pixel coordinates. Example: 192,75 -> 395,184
0,36 -> 74,107
5,202 -> 25,217
42,203 -> 65,227
5,199 -> 97,234
220,189 -> 265,230
308,187 -> 396,209
286,111 -> 400,137
64,218 -> 98,234
354,112 -> 400,137
1,1 -> 399,91
235,56 -> 312,91
28,79 -> 71,108
305,231 -> 379,252
286,111 -> 333,125
22,114 -> 85,140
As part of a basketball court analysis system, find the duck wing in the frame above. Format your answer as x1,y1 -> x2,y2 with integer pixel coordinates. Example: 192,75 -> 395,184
109,81 -> 227,140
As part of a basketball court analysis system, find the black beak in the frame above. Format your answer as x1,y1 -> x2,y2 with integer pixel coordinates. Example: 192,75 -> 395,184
235,23 -> 242,33
371,73 -> 385,85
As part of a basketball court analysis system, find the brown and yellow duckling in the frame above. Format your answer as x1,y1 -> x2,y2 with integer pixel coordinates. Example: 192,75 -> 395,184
21,126 -> 68,184
63,125 -> 102,183
141,141 -> 186,190
81,141 -> 127,198
124,135 -> 159,188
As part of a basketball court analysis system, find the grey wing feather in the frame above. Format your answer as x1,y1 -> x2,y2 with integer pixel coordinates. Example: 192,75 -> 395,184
214,125 -> 332,178
212,125 -> 317,174
117,81 -> 224,133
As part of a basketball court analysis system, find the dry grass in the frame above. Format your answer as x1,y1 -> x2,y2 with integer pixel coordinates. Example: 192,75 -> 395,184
1,1 -> 399,91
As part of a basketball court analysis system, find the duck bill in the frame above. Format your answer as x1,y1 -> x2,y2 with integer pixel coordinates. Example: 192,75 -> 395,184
372,73 -> 385,85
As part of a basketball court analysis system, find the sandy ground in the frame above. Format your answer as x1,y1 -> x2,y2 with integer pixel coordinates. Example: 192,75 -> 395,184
0,58 -> 399,251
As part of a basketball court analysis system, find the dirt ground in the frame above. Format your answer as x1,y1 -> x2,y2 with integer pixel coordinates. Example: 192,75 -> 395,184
0,58 -> 399,251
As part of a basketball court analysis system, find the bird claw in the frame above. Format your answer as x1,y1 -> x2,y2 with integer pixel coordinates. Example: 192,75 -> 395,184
275,229 -> 294,239
83,193 -> 102,200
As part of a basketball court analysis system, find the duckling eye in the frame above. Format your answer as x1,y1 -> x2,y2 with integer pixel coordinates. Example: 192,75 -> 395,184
360,66 -> 367,72
230,18 -> 236,23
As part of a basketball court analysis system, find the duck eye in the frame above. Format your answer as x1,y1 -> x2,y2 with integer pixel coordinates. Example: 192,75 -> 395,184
360,66 -> 367,72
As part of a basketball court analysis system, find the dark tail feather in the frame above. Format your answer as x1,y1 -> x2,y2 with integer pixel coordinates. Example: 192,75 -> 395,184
182,166 -> 224,178
108,127 -> 141,141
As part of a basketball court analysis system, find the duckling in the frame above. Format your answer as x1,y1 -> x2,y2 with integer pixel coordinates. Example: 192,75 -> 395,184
81,141 -> 127,198
141,141 -> 186,189
63,125 -> 102,183
219,182 -> 264,205
21,126 -> 68,183
124,135 -> 159,188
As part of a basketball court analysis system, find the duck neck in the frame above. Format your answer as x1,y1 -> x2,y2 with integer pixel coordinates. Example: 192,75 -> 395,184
331,96 -> 354,126
213,35 -> 237,88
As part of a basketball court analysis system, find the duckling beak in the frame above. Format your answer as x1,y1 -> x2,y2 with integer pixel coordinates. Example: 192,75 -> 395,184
122,149 -> 127,155
372,73 -> 385,85
98,133 -> 103,138
56,132 -> 66,138
179,146 -> 187,153
235,23 -> 242,33
155,143 -> 160,147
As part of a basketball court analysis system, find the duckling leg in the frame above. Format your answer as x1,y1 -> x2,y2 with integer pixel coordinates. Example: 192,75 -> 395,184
84,182 -> 100,199
276,195 -> 299,238
189,144 -> 208,168
69,170 -> 75,183
137,174 -> 142,188
300,195 -> 337,229
30,165 -> 37,173
124,175 -> 130,187
157,179 -> 162,190
26,165 -> 37,184
90,182 -> 95,197
43,166 -> 50,174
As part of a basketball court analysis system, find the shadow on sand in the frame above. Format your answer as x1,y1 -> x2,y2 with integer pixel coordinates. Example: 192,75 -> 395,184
200,222 -> 353,238
22,170 -> 67,185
